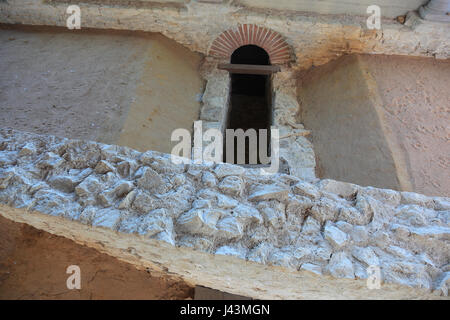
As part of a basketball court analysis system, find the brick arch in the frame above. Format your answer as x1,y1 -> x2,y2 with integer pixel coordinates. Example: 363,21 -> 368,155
209,25 -> 293,65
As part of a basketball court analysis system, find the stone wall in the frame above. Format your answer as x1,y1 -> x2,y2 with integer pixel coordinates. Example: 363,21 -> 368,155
0,128 -> 449,298
1,0 -> 449,71
198,59 -> 316,181
49,0 -> 429,18
235,0 -> 428,19
0,0 -> 449,299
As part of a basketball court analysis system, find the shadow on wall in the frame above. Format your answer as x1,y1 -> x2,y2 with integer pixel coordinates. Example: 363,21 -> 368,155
297,55 -> 401,191
0,216 -> 194,299
297,54 -> 450,197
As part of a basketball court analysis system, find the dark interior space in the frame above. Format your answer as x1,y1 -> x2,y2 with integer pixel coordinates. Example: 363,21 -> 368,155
230,44 -> 270,65
225,45 -> 272,165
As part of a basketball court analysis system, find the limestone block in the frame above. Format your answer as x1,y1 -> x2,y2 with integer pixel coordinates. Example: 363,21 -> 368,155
248,184 -> 290,202
325,252 -> 355,279
324,222 -> 349,249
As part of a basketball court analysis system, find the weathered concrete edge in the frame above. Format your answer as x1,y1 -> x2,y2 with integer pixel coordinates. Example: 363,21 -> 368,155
0,204 -> 443,300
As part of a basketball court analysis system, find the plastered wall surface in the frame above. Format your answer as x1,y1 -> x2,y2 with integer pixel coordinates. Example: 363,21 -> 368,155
115,32 -> 204,154
0,26 -> 204,154
297,54 -> 450,197
362,55 -> 450,198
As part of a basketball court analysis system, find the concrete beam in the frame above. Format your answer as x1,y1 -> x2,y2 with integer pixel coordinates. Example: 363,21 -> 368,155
419,0 -> 450,22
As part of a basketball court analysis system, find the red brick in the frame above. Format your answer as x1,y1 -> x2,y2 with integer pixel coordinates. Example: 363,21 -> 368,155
243,24 -> 249,44
224,30 -> 239,50
254,26 -> 263,46
237,26 -> 245,46
209,24 -> 292,64
269,43 -> 289,55
259,28 -> 270,47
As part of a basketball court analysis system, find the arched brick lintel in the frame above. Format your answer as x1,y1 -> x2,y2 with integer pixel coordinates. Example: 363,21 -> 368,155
209,25 -> 293,65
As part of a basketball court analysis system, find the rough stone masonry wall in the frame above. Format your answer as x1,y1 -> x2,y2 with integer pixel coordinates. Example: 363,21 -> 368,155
2,0 -> 447,181
198,59 -> 316,180
0,128 -> 449,298
1,0 -> 449,71
2,0 -> 448,183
